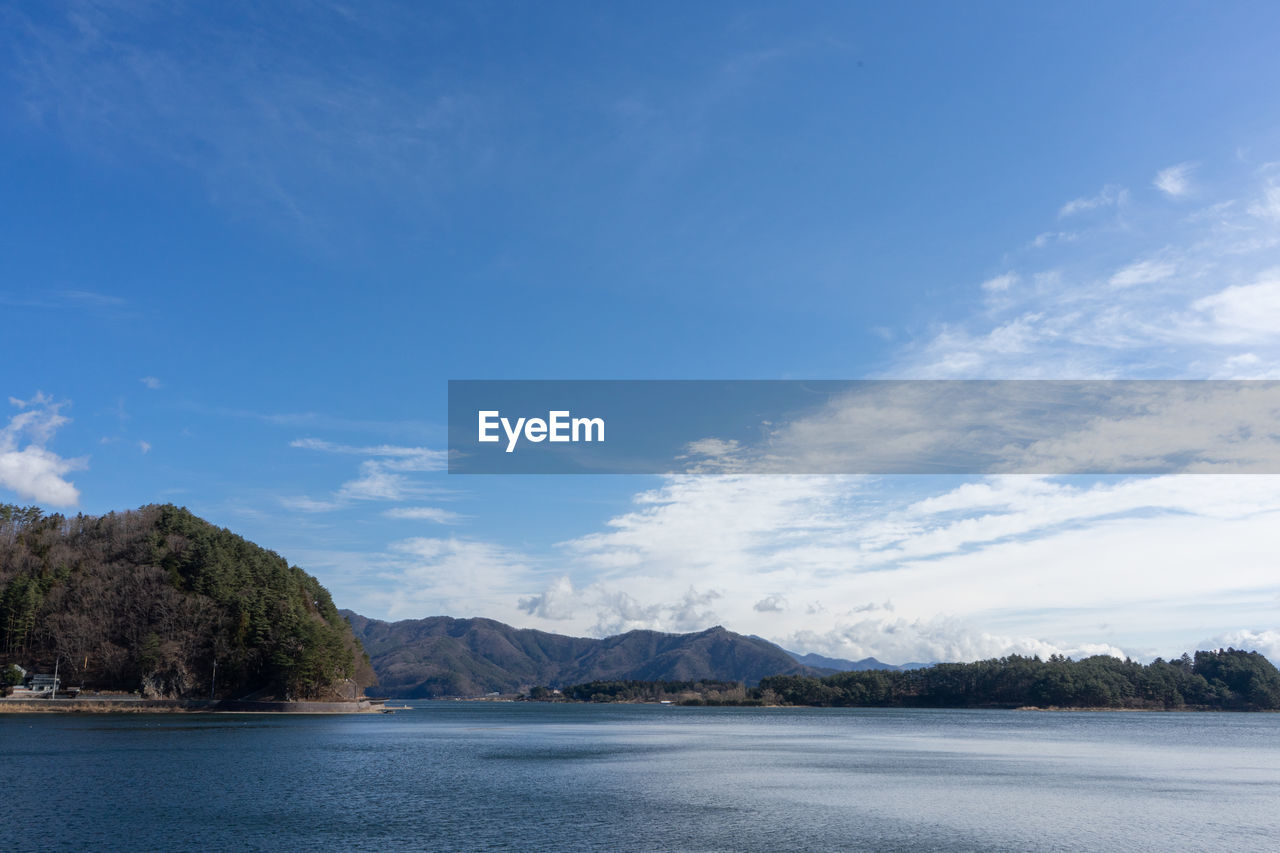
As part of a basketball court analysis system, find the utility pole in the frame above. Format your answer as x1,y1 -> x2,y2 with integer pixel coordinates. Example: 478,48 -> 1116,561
51,655 -> 60,700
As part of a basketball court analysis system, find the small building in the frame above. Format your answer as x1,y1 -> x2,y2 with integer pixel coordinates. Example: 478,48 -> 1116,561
7,672 -> 78,699
28,674 -> 60,693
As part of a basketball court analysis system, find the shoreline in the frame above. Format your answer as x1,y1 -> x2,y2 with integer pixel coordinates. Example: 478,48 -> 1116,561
518,699 -> 1274,712
0,697 -> 386,714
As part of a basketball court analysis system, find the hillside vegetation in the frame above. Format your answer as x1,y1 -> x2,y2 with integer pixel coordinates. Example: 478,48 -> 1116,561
344,611 -> 818,697
755,649 -> 1280,710
543,650 -> 1280,710
1,504 -> 374,700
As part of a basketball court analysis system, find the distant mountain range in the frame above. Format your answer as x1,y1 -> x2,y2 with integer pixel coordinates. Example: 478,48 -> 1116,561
784,650 -> 930,674
343,610 -> 923,698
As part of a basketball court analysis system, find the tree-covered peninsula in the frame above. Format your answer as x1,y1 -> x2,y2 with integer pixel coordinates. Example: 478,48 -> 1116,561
1,504 -> 375,700
550,649 -> 1280,710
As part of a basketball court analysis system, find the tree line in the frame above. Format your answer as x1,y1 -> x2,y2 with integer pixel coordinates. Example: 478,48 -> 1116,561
546,649 -> 1280,710
532,679 -> 751,704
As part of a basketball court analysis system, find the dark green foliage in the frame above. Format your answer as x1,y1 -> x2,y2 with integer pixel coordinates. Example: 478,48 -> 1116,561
1190,649 -> 1280,709
558,679 -> 749,704
756,649 -> 1280,710
0,503 -> 374,700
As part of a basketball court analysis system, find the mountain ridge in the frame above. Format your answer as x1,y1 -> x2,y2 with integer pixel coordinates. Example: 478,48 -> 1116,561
784,649 -> 931,673
343,610 -> 825,697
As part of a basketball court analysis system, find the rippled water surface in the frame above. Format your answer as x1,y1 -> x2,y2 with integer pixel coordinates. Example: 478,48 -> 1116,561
4,704 -> 1278,851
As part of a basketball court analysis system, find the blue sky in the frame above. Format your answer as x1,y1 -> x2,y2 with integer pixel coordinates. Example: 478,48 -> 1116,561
4,2 -> 1280,664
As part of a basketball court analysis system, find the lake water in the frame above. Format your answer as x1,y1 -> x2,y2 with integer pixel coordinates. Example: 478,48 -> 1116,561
3,704 -> 1277,851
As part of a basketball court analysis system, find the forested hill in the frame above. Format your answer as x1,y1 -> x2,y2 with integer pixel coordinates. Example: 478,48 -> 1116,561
343,611 -> 820,698
0,504 -> 374,700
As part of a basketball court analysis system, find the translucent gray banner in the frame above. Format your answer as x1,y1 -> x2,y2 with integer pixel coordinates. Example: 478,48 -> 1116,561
447,380 -> 1280,474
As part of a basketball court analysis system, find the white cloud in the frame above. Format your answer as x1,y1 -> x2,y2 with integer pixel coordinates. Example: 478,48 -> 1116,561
1154,162 -> 1195,197
898,162 -> 1280,379
338,460 -> 414,501
314,464 -> 1280,665
0,394 -> 86,507
980,272 -> 1018,293
784,615 -> 1127,665
681,437 -> 743,459
380,537 -> 540,620
1031,231 -> 1081,248
137,440 -> 151,454
279,495 -> 343,513
1199,629 -> 1280,664
1059,184 -> 1126,217
518,576 -> 579,621
290,438 -> 446,469
1191,278 -> 1280,345
541,472 -> 1280,662
289,436 -> 447,505
383,506 -> 464,523
585,586 -> 723,636
1211,352 -> 1280,379
1247,176 -> 1280,221
668,587 -> 723,632
1109,259 -> 1175,288
140,376 -> 162,390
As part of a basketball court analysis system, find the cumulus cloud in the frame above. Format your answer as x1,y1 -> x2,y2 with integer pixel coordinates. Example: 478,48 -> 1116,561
784,614 -> 1128,666
1191,278 -> 1280,345
0,394 -> 86,507
1199,629 -> 1280,664
669,587 -> 723,632
580,586 -> 724,635
518,576 -> 579,621
140,376 -> 162,390
754,594 -> 787,612
509,571 -> 730,636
